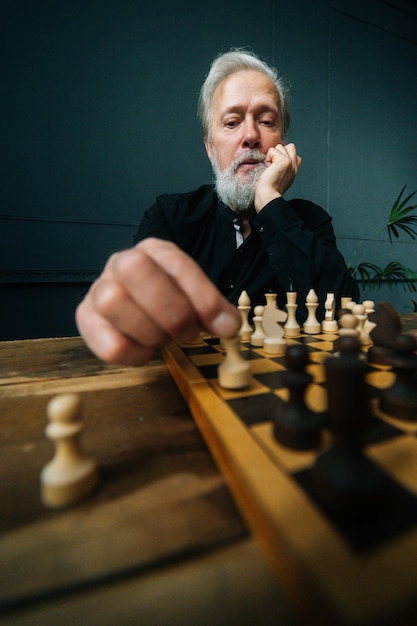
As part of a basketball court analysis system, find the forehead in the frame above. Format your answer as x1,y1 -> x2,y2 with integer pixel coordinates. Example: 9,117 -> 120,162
212,69 -> 280,113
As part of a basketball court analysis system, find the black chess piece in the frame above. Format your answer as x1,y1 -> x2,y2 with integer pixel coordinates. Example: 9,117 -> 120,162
334,332 -> 362,357
272,344 -> 323,450
368,301 -> 403,366
379,333 -> 417,421
369,301 -> 402,347
314,349 -> 387,516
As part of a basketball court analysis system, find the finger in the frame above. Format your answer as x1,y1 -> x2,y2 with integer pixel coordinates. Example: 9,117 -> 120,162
75,297 -> 155,366
284,143 -> 302,169
139,239 -> 242,336
266,143 -> 291,166
275,142 -> 288,151
89,277 -> 172,347
105,248 -> 203,343
265,144 -> 283,166
111,240 -> 241,340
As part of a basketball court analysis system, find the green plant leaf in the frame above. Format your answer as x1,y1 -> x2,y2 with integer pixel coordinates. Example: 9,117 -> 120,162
351,261 -> 417,292
387,185 -> 417,243
404,299 -> 417,312
350,262 -> 385,289
348,186 -> 417,306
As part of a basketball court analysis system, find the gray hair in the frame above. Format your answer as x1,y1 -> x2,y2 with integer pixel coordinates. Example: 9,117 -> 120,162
197,48 -> 291,140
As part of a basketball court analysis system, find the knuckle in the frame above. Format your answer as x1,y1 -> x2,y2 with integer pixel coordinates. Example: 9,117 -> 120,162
110,247 -> 157,284
92,280 -> 124,318
201,289 -> 222,317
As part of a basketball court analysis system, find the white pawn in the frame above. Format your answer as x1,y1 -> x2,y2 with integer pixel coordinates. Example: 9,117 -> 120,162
251,305 -> 266,347
362,299 -> 377,335
284,291 -> 300,337
321,292 -> 338,333
40,394 -> 99,509
338,312 -> 359,337
303,288 -> 321,334
352,303 -> 372,346
238,290 -> 252,342
218,336 -> 252,389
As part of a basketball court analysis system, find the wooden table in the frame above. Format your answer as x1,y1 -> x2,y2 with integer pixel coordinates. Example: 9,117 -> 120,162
1,313 -> 416,626
0,337 -> 294,626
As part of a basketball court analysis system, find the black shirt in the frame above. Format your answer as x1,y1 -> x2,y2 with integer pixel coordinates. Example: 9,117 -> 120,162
134,184 -> 359,322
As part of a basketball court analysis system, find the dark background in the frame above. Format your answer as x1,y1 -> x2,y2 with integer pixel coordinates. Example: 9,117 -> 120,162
2,0 -> 416,339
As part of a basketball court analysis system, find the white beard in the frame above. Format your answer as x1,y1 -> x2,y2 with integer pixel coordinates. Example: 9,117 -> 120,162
211,149 -> 266,214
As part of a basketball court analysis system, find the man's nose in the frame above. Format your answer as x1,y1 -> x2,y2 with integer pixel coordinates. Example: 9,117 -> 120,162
242,119 -> 261,149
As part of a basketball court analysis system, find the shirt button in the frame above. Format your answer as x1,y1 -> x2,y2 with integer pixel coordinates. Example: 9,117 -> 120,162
259,225 -> 264,232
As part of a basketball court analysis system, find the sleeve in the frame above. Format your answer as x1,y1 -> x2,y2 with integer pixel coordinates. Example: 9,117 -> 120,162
253,197 -> 359,315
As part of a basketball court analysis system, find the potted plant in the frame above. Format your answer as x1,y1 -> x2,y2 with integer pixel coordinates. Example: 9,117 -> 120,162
348,185 -> 417,311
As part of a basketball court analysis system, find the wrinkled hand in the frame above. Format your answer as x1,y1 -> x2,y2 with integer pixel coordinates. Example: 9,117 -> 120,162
76,238 -> 241,366
254,143 -> 302,212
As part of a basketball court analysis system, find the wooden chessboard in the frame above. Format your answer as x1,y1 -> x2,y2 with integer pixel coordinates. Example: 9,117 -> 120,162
163,332 -> 417,626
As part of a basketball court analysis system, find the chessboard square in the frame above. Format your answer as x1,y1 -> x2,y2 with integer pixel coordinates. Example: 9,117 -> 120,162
286,337 -> 328,354
239,348 -> 264,362
252,370 -> 288,391
287,336 -> 322,346
306,383 -> 328,413
367,435 -> 417,495
363,413 -> 404,446
204,336 -> 222,347
252,422 -> 329,472
306,340 -> 335,352
227,392 -> 284,426
294,462 -> 417,554
212,376 -> 270,400
274,387 -> 289,402
308,351 -> 332,366
196,363 -> 220,379
249,358 -> 285,375
306,362 -> 326,384
182,344 -> 218,356
267,355 -> 288,367
190,353 -> 224,367
272,383 -> 327,412
366,369 -> 395,390
317,332 -> 339,341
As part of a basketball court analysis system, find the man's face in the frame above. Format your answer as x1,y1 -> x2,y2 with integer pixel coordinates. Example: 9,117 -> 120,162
205,69 -> 284,211
206,70 -> 283,174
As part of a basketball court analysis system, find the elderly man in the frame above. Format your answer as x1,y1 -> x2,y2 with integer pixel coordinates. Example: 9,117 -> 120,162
76,48 -> 358,365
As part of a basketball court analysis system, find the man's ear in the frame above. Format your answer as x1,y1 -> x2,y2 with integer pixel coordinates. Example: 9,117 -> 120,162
204,140 -> 213,164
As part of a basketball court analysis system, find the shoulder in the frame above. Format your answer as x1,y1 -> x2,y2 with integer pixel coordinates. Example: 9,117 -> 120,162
156,184 -> 217,213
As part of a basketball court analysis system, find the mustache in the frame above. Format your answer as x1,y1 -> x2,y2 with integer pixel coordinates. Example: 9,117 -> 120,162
232,150 -> 266,172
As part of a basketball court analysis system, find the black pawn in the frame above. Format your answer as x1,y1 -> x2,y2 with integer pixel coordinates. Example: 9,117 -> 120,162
272,344 -> 323,450
314,350 -> 387,516
335,333 -> 361,357
380,333 -> 417,421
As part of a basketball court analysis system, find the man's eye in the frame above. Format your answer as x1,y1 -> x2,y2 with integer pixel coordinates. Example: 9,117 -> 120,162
225,120 -> 238,128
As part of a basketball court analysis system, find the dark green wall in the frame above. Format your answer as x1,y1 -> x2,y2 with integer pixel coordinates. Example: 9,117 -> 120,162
2,0 -> 416,339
